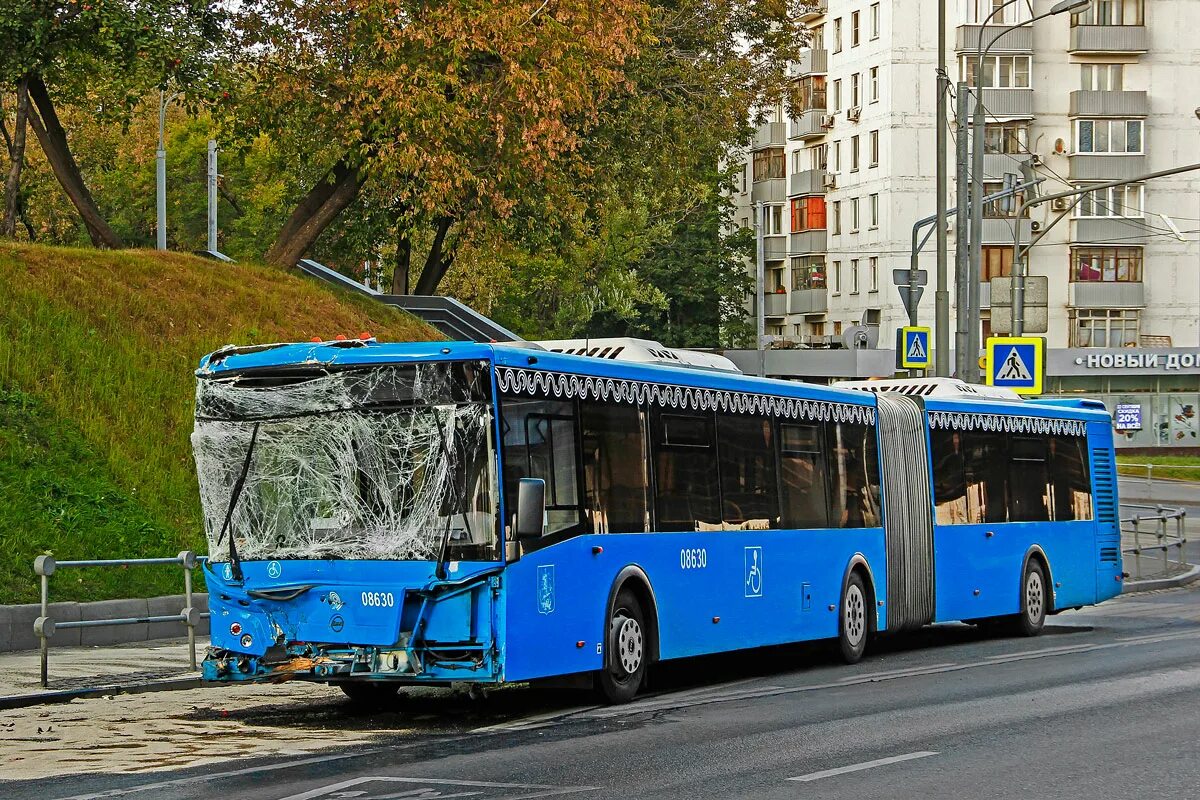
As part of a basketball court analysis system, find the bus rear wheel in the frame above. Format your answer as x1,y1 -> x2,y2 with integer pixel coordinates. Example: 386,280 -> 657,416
339,681 -> 400,705
597,589 -> 646,704
1015,559 -> 1048,637
838,572 -> 870,664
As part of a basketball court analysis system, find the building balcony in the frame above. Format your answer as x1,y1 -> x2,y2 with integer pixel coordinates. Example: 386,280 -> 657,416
789,229 -> 827,255
751,121 -> 787,150
763,235 -> 788,261
1068,281 -> 1145,308
981,153 -> 1031,180
790,109 -> 830,140
789,288 -> 828,315
1069,25 -> 1148,55
955,25 -> 1033,53
797,0 -> 826,22
980,217 -> 1032,244
750,178 -> 786,205
1069,90 -> 1148,118
764,292 -> 788,317
789,168 -> 830,197
967,88 -> 1034,119
792,49 -> 828,77
1068,154 -> 1147,181
1072,217 -> 1151,246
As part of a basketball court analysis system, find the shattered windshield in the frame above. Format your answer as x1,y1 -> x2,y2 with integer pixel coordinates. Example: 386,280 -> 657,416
191,361 -> 497,562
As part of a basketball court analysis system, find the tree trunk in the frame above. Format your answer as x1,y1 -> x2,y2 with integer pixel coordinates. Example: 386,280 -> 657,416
26,74 -> 122,248
390,229 -> 411,294
265,162 -> 363,267
413,217 -> 456,295
3,77 -> 30,237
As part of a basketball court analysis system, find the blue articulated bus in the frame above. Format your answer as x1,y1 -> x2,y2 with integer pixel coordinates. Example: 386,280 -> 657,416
193,338 -> 1123,704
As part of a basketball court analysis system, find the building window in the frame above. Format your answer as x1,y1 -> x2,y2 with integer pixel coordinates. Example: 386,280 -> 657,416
791,256 -> 826,290
983,122 -> 1028,155
961,55 -> 1031,88
1071,309 -> 1140,348
968,0 -> 1024,25
850,259 -> 860,294
870,3 -> 880,38
869,129 -> 879,167
1072,0 -> 1143,26
798,75 -> 827,112
831,201 -> 842,235
1076,119 -> 1143,154
740,217 -> 749,231
831,79 -> 842,113
869,67 -> 879,103
752,147 -> 786,181
792,150 -> 804,174
850,135 -> 860,171
850,197 -> 860,232
1071,246 -> 1143,282
833,17 -> 843,52
1081,63 -> 1124,91
1075,184 -> 1144,218
791,196 -> 827,231
832,261 -> 842,294
869,257 -> 879,291
982,246 -> 1014,281
850,73 -> 861,108
869,193 -> 879,228
809,143 -> 828,170
982,180 -> 1026,218
851,11 -> 860,47
762,204 -> 785,235
740,165 -> 747,193
832,140 -> 841,172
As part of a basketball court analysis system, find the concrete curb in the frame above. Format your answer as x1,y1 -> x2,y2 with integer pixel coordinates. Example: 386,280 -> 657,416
0,675 -> 205,711
1122,563 -> 1200,594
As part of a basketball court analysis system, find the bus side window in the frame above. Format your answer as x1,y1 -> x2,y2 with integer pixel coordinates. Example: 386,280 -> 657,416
716,413 -> 779,528
579,402 -> 650,533
1050,434 -> 1092,521
499,397 -> 583,536
930,428 -> 969,525
828,422 -> 882,528
1009,435 -> 1051,522
651,410 -> 720,532
963,430 -> 1008,524
778,422 -> 830,528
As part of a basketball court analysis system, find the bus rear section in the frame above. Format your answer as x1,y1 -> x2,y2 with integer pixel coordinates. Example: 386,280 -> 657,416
192,345 -> 511,692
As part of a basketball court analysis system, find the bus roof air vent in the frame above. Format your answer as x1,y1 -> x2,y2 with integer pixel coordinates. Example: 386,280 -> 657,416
532,338 -> 742,374
833,377 -> 1022,401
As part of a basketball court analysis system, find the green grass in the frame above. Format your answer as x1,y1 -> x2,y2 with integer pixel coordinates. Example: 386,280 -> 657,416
1116,454 -> 1200,482
0,243 -> 440,603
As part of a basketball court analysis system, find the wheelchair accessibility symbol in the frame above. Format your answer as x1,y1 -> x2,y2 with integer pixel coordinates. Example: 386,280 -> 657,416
744,546 -> 763,598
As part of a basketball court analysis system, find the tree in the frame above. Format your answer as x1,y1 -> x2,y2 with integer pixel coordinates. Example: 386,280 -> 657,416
0,0 -> 221,247
224,0 -> 648,285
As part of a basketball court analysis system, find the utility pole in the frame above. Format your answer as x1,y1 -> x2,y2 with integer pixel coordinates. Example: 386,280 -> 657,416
156,91 -> 174,251
207,139 -> 218,254
755,202 -> 765,378
965,85 -> 985,384
934,0 -> 949,377
953,82 -> 970,379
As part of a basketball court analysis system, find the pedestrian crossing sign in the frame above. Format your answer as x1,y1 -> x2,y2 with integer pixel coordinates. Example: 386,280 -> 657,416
899,326 -> 931,369
986,336 -> 1045,395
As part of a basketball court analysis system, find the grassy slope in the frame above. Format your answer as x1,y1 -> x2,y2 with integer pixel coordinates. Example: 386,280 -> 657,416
1115,454 -> 1200,482
0,244 -> 440,603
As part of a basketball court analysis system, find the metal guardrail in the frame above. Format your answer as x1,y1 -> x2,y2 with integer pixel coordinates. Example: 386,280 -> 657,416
1118,462 -> 1200,493
33,552 -> 204,688
1121,504 -> 1189,580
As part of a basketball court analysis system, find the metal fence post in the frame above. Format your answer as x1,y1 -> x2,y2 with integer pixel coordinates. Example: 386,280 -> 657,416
1132,517 -> 1142,580
180,551 -> 197,671
33,555 -> 56,688
1157,505 -> 1169,573
1147,463 -> 1153,497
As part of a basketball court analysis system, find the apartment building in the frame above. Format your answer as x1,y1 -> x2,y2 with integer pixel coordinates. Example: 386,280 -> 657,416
730,0 -> 1200,447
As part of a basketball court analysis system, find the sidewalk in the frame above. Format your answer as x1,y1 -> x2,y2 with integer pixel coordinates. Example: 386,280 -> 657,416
0,636 -> 206,710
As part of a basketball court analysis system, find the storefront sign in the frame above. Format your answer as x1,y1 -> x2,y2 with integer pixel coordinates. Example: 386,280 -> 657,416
1048,349 -> 1200,376
1075,352 -> 1200,370
1114,403 -> 1143,431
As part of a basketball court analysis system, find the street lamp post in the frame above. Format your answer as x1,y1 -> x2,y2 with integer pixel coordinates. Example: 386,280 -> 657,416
156,90 -> 179,251
965,0 -> 1092,380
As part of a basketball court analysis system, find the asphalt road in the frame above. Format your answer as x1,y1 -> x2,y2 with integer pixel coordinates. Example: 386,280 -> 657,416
15,583 -> 1200,800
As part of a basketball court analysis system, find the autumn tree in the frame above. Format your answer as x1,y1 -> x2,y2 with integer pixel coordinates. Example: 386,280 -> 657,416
223,0 -> 647,290
0,0 -> 220,246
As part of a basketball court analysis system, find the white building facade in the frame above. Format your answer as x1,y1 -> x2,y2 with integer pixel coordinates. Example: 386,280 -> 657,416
731,0 -> 1200,447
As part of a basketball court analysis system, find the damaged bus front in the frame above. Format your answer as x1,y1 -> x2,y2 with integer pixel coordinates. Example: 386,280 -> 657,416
193,343 -> 505,696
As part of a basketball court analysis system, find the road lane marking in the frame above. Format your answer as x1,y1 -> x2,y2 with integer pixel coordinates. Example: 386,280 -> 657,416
836,663 -> 956,682
787,751 -> 939,782
278,776 -> 598,800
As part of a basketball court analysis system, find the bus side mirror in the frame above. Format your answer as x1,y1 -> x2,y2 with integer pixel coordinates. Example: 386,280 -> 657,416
516,478 -> 546,540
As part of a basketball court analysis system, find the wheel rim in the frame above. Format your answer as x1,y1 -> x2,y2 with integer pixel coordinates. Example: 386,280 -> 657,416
1025,570 -> 1044,623
844,584 -> 866,648
611,612 -> 643,681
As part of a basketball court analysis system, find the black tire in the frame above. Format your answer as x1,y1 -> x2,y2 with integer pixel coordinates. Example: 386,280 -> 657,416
1014,559 -> 1048,637
339,681 -> 400,705
838,572 -> 870,664
596,589 -> 647,704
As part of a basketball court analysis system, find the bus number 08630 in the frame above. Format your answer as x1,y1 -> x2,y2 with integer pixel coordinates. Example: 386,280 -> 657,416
361,591 -> 395,607
680,548 -> 707,570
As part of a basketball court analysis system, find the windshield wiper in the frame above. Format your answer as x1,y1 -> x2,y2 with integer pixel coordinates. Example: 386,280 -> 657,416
427,408 -> 474,581
215,421 -> 261,583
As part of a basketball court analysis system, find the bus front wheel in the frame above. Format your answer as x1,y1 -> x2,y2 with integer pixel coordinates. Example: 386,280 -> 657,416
838,572 -> 870,664
597,589 -> 646,704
